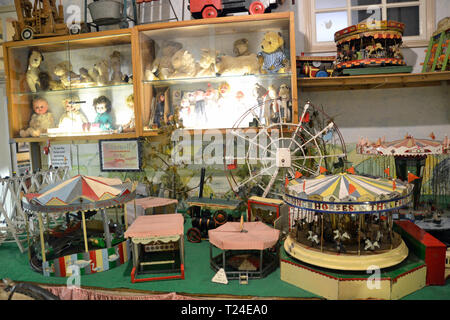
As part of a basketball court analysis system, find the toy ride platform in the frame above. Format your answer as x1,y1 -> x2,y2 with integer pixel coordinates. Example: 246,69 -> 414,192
280,246 -> 426,300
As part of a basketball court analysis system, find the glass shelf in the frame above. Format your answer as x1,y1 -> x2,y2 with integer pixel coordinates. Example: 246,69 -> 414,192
12,83 -> 134,96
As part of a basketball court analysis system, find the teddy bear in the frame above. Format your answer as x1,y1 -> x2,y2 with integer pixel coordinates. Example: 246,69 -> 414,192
78,67 -> 95,86
278,83 -> 292,123
196,49 -> 218,77
233,38 -> 251,56
89,60 -> 110,86
169,49 -> 198,79
58,95 -> 88,133
215,52 -> 260,76
145,40 -> 183,80
20,96 -> 55,137
26,49 -> 45,92
110,51 -> 123,85
258,31 -> 289,74
53,61 -> 81,89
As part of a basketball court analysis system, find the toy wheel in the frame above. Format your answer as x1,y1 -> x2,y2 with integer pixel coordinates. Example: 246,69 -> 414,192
69,24 -> 81,35
213,210 -> 228,226
249,1 -> 265,15
187,227 -> 202,243
21,28 -> 34,40
202,6 -> 218,19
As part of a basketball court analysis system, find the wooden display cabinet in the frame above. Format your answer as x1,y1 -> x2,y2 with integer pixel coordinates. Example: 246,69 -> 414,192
3,29 -> 138,142
134,12 -> 298,134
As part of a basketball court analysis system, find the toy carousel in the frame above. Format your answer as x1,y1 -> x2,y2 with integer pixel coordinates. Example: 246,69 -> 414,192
334,20 -> 408,75
22,175 -> 137,277
280,172 -> 429,299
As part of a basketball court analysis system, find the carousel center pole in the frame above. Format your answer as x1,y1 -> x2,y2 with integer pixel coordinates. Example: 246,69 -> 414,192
81,211 -> 89,253
37,212 -> 46,263
320,213 -> 324,252
101,208 -> 112,248
123,203 -> 128,230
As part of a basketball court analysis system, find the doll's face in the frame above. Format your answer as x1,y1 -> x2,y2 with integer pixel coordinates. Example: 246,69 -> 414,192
33,99 -> 48,114
95,103 -> 107,114
65,99 -> 80,112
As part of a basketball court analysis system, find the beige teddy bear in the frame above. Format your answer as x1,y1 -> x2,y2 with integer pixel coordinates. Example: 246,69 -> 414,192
20,96 -> 55,137
110,51 -> 123,84
145,40 -> 183,80
215,52 -> 260,76
89,60 -> 110,86
26,50 -> 44,92
196,49 -> 218,77
169,49 -> 198,79
258,31 -> 289,74
53,61 -> 81,89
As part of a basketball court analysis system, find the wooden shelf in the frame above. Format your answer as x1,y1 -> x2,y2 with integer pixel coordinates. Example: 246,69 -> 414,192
298,71 -> 450,91
13,132 -> 138,143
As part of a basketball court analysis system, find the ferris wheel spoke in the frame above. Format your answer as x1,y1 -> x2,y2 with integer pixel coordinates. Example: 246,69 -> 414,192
231,130 -> 276,157
233,163 -> 277,191
292,123 -> 334,155
291,153 -> 346,161
262,167 -> 280,198
291,162 -> 317,175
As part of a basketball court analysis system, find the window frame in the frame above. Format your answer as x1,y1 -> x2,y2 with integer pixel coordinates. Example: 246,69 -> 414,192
302,0 -> 435,53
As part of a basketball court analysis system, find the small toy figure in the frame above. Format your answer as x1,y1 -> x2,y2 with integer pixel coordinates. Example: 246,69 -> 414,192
122,94 -> 135,132
26,49 -> 44,92
153,93 -> 165,127
252,83 -> 267,123
264,85 -> 279,124
110,51 -> 123,85
58,95 -> 88,132
258,31 -> 289,74
93,95 -> 114,130
20,96 -> 55,137
196,49 -> 218,77
90,60 -> 110,86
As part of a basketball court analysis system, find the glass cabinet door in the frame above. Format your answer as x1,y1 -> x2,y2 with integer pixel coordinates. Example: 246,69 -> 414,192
137,15 -> 294,132
5,31 -> 135,140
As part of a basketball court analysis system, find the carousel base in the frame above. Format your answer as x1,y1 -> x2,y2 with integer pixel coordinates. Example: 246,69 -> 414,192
284,234 -> 409,271
280,247 -> 427,300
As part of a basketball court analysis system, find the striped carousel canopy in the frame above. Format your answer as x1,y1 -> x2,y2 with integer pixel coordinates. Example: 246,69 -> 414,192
23,175 -> 136,213
284,173 -> 413,214
357,135 -> 449,157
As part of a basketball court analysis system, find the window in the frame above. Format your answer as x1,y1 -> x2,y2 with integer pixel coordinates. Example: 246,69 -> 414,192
302,0 -> 435,52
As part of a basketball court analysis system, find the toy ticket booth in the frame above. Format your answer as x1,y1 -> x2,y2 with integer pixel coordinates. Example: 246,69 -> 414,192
124,213 -> 184,282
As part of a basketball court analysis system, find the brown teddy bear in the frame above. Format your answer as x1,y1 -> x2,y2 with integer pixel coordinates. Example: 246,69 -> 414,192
53,61 -> 81,89
20,96 -> 55,137
258,31 -> 289,74
196,49 -> 218,77
90,60 -> 110,86
233,38 -> 251,56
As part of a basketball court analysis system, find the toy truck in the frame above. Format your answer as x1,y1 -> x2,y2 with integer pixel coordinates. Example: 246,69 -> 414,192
189,0 -> 281,19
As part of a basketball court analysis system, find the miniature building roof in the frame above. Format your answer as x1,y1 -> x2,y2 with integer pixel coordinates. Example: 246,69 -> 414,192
357,135 -> 449,157
124,213 -> 184,239
132,197 -> 178,209
22,175 -> 136,213
285,173 -> 412,203
208,222 -> 279,250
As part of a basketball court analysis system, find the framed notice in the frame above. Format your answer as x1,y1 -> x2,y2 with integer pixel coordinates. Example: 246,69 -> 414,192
99,139 -> 142,172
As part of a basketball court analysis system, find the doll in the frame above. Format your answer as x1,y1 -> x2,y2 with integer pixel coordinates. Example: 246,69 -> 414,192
153,93 -> 165,127
93,95 -> 114,131
122,94 -> 135,132
264,85 -> 280,125
58,95 -> 88,132
20,96 -> 55,137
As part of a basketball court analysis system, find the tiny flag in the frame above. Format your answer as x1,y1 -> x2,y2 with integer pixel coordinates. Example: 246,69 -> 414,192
303,180 -> 306,192
408,172 -> 420,183
295,171 -> 302,179
319,166 -> 327,174
429,132 -> 435,140
285,177 -> 289,187
347,167 -> 355,174
384,167 -> 390,177
393,179 -> 396,191
227,160 -> 237,170
302,112 -> 310,123
348,183 -> 356,194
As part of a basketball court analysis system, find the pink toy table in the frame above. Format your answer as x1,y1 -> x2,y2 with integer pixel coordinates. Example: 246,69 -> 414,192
125,213 -> 184,282
125,197 -> 178,225
208,221 -> 280,280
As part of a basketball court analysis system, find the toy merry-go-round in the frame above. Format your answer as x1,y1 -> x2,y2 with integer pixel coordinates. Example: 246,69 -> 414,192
22,175 -> 136,277
283,172 -> 413,271
334,20 -> 407,72
279,172 -> 433,299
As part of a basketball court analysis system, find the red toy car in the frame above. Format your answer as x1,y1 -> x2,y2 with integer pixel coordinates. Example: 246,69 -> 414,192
189,0 -> 282,19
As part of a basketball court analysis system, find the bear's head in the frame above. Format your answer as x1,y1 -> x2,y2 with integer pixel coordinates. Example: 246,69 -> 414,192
171,50 -> 195,70
260,32 -> 284,54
